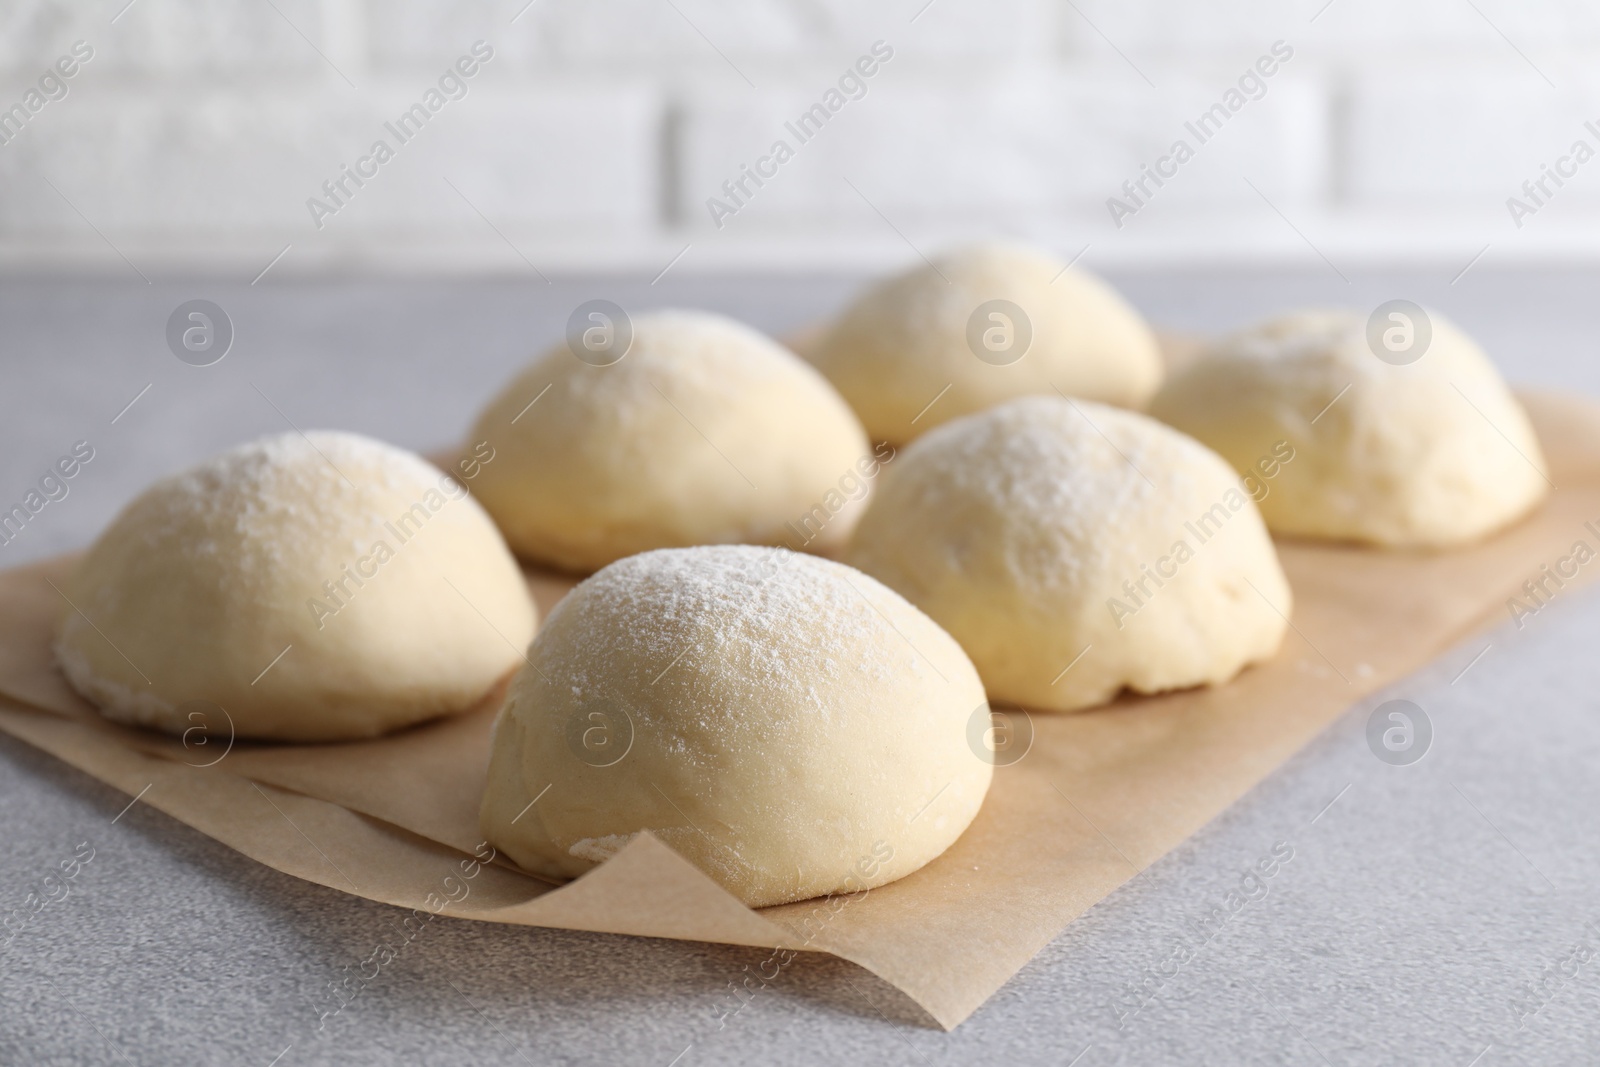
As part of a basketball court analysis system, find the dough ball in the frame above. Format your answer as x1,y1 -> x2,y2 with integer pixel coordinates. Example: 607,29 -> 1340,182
468,310 -> 872,573
479,545 -> 990,908
1148,310 -> 1549,547
809,241 -> 1163,444
56,431 -> 536,742
846,397 -> 1290,712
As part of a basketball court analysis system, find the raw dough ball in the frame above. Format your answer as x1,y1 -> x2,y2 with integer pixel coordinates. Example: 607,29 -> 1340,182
846,397 -> 1290,712
468,310 -> 872,573
56,431 -> 536,742
809,241 -> 1163,444
479,545 -> 990,908
1148,310 -> 1549,547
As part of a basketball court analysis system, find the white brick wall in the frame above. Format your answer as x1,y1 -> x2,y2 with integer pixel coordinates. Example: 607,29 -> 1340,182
1345,68 -> 1600,202
4,0 -> 1600,274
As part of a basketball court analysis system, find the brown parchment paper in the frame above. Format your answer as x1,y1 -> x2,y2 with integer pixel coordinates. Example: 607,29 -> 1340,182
3,390 -> 1599,1031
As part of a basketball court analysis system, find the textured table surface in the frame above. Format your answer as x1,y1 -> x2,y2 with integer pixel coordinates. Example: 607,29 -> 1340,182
2,269 -> 1598,1066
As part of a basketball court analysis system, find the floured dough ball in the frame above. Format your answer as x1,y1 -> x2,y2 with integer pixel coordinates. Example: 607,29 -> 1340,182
1149,310 -> 1549,547
468,309 -> 871,573
56,431 -> 536,742
809,241 -> 1163,444
480,545 -> 990,908
846,397 -> 1290,712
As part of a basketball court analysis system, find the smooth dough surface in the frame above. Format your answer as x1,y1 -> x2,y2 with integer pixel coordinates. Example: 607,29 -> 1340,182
809,241 -> 1163,444
1149,310 -> 1549,547
468,310 -> 872,573
479,545 -> 991,908
56,431 -> 536,742
846,397 -> 1291,712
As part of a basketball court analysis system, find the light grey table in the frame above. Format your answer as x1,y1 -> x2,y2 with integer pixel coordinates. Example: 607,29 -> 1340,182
2,269 -> 1598,1066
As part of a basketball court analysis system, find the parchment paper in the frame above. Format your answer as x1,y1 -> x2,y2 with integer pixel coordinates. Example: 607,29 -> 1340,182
2,390 -> 1597,1031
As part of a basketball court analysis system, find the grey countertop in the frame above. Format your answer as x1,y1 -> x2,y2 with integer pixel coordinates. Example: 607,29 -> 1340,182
2,269 -> 1598,1066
